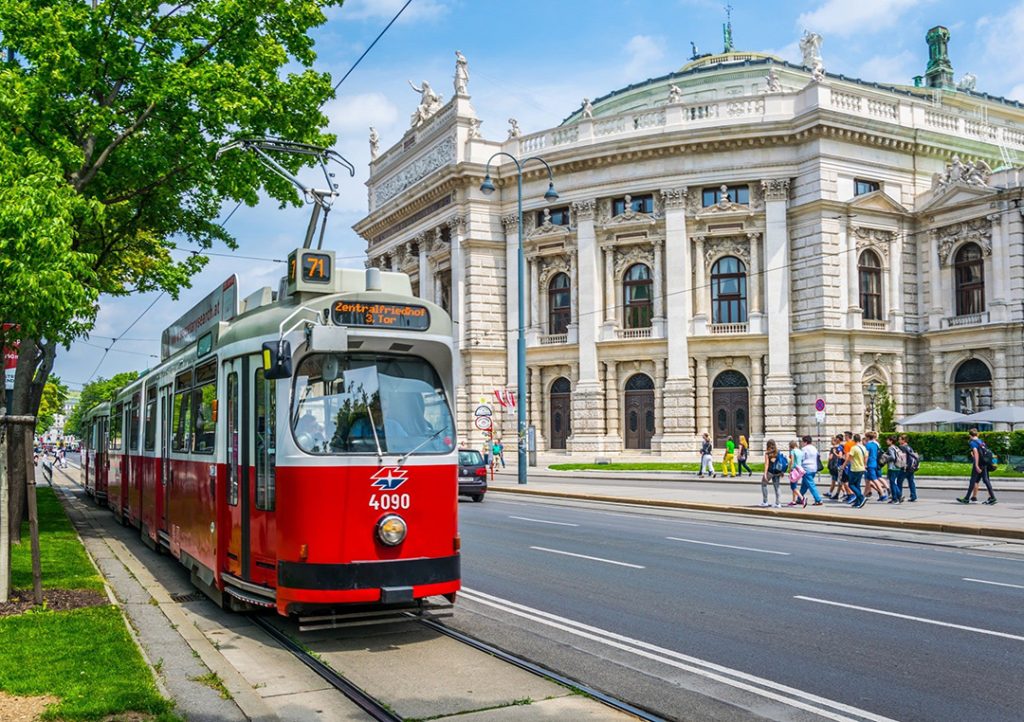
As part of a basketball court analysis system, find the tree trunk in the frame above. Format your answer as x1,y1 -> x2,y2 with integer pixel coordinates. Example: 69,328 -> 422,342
8,338 -> 53,544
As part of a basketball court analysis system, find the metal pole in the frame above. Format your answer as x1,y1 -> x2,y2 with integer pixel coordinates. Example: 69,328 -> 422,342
0,409 -> 8,602
517,170 -> 527,484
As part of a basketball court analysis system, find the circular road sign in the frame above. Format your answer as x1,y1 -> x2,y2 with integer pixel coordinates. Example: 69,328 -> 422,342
815,398 -> 826,412
474,404 -> 492,417
474,416 -> 493,431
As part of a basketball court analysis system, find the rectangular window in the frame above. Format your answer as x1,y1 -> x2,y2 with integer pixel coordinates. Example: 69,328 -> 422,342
143,387 -> 157,451
172,369 -> 192,453
536,206 -> 571,226
854,179 -> 881,196
612,194 -> 654,216
702,185 -> 750,207
110,403 -> 123,450
191,361 -> 217,455
255,369 -> 276,511
226,371 -> 239,506
128,393 -> 141,451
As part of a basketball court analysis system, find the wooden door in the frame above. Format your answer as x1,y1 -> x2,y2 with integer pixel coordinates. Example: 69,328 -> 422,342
712,388 -> 748,448
549,392 -> 570,449
624,389 -> 655,449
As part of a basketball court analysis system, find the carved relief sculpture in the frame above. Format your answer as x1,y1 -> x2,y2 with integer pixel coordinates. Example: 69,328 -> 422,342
935,218 -> 993,266
374,135 -> 456,205
571,199 -> 597,221
933,156 -> 992,189
853,227 -> 895,261
660,187 -> 688,209
760,178 -> 791,202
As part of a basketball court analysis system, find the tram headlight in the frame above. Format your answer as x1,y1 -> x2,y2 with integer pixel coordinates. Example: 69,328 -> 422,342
377,514 -> 407,546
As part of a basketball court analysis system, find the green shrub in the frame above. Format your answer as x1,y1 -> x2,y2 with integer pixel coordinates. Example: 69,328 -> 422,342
899,431 -> 1024,462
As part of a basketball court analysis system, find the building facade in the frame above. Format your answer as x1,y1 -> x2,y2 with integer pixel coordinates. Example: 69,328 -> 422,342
353,30 -> 1024,455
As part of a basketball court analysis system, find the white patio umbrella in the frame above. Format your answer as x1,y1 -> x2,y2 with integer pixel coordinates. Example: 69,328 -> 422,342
896,407 -> 971,427
967,406 -> 1024,430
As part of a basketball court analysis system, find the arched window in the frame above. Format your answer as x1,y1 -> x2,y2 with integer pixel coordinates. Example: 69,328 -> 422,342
954,243 -> 985,316
623,264 -> 652,329
550,377 -> 572,394
710,256 -> 747,324
858,250 -> 883,321
712,370 -> 749,388
954,359 -> 992,414
547,273 -> 571,335
625,374 -> 654,391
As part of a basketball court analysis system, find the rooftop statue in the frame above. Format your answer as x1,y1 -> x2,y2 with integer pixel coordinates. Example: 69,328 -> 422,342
933,155 -> 992,189
764,67 -> 781,93
408,79 -> 443,128
581,98 -> 594,119
956,73 -> 977,92
668,84 -> 683,104
799,30 -> 823,69
454,50 -> 469,95
369,127 -> 379,160
507,118 -> 521,139
467,117 -> 482,139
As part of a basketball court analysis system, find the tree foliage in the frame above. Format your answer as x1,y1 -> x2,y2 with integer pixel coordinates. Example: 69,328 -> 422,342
876,383 -> 895,433
35,376 -> 69,435
64,372 -> 139,439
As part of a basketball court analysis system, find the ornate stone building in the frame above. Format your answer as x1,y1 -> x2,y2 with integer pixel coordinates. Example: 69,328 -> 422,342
353,30 -> 1024,455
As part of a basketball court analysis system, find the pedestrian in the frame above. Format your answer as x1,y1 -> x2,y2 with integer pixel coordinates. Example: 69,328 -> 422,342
898,434 -> 919,502
737,435 -> 753,477
786,439 -> 805,506
863,431 -> 888,502
826,434 -> 845,500
760,439 -> 783,507
799,435 -> 824,506
481,439 -> 491,467
842,433 -> 867,508
723,435 -> 737,477
883,435 -> 906,503
492,438 -> 505,468
698,433 -> 717,478
958,428 -> 997,505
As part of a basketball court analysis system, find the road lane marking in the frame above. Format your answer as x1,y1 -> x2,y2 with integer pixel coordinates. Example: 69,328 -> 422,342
794,596 -> 1024,642
509,516 -> 579,527
529,546 -> 644,568
963,577 -> 1024,589
666,536 -> 790,555
461,587 -> 897,722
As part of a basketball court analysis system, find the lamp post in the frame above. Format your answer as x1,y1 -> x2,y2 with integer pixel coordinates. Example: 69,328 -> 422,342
480,153 -> 559,485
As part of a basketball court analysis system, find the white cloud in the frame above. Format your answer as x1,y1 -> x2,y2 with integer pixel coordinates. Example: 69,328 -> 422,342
758,41 -> 801,65
324,92 -> 400,136
335,0 -> 448,22
855,50 -> 917,85
1008,83 -> 1024,102
622,35 -> 667,81
797,0 -> 929,38
979,1 -> 1024,87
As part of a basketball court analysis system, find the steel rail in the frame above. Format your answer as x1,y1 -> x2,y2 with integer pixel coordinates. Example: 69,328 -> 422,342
250,615 -> 400,722
416,616 -> 667,722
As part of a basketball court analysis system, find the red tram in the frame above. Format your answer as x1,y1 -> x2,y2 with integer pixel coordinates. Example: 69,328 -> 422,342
82,249 -> 461,616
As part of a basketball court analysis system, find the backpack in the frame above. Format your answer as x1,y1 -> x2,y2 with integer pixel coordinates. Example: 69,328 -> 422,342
978,443 -> 997,472
891,446 -> 907,470
770,453 -> 789,475
906,447 -> 920,472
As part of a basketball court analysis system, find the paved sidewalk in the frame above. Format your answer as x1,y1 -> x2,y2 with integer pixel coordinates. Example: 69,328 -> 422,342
488,462 -> 1023,540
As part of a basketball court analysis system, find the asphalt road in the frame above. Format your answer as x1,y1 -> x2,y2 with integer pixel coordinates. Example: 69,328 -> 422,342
451,494 -> 1024,722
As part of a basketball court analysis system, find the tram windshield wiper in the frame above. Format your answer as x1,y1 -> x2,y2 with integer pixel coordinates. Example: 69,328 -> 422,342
365,405 -> 384,465
396,427 -> 447,467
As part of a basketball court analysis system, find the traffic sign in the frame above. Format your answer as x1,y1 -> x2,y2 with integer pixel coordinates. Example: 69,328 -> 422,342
474,404 -> 492,417
815,410 -> 826,423
814,398 -> 825,412
474,416 -> 492,431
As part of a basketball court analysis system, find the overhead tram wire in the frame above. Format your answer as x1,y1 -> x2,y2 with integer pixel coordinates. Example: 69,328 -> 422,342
327,0 -> 413,99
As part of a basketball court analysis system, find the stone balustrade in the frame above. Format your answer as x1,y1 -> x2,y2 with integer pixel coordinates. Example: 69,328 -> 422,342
708,322 -> 749,335
943,311 -> 990,328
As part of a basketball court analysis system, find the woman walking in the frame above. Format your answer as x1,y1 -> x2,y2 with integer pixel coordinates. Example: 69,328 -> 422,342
723,436 -> 737,477
737,435 -> 754,476
760,439 -> 783,507
826,434 -> 845,500
786,440 -> 805,506
698,432 -> 717,478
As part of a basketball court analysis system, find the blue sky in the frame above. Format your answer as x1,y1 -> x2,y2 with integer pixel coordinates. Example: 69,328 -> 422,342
55,0 -> 1024,392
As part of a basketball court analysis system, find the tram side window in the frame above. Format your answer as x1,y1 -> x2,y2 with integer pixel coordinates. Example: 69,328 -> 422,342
255,369 -> 276,511
192,362 -> 217,455
110,404 -> 123,450
144,387 -> 157,451
226,372 -> 239,506
172,369 -> 192,453
129,392 -> 141,451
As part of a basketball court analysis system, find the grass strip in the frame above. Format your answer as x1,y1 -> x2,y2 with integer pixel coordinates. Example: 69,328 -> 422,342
548,461 -> 1023,477
11,487 -> 104,592
0,605 -> 176,720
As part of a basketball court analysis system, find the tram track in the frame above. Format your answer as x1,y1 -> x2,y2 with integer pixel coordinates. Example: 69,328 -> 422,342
252,608 -> 663,722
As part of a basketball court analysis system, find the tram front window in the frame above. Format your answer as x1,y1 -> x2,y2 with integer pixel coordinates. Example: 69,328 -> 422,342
291,353 -> 455,456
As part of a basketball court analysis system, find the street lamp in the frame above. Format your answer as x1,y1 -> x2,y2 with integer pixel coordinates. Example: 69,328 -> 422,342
866,381 -> 878,431
480,153 -> 559,485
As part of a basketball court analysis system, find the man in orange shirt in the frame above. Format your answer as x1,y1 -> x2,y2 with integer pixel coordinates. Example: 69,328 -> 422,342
840,431 -> 855,501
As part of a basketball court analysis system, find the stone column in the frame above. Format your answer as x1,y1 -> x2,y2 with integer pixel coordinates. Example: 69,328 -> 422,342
653,357 -> 666,448
693,235 -> 708,334
893,354 -> 905,422
652,239 -> 665,335
448,215 -> 468,438
529,256 -> 540,340
749,355 -> 764,439
659,188 -> 696,451
762,179 -> 796,439
417,236 -> 430,302
603,246 -> 616,335
990,212 -> 1009,322
389,254 -> 399,272
846,224 -> 862,329
603,360 -> 621,448
850,350 -> 864,430
568,250 -> 579,343
994,348 -> 1008,418
931,352 -> 945,409
747,232 -> 763,330
695,356 -> 711,440
928,230 -> 944,330
888,231 -> 904,331
569,199 -> 605,452
530,367 -> 546,450
502,214 -> 519,389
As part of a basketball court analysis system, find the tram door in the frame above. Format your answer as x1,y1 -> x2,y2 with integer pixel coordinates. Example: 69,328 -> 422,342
223,358 -> 246,578
159,385 -> 172,532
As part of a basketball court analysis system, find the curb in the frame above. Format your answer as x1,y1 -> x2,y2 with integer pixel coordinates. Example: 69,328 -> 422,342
492,487 -> 1024,541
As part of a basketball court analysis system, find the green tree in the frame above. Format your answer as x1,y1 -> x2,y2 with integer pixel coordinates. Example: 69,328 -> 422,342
35,376 -> 69,436
1,0 -> 341,542
877,383 -> 896,433
64,372 -> 139,439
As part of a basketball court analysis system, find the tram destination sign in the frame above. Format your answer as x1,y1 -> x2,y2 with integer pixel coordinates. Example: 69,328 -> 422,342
161,275 -> 239,360
331,301 -> 430,331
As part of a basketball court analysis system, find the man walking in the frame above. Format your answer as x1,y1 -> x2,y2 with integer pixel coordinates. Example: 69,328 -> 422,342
898,434 -> 919,502
799,435 -> 824,506
842,433 -> 867,508
883,436 -> 906,503
958,428 -> 997,505
863,431 -> 888,502
723,436 -> 737,477
698,433 -> 717,478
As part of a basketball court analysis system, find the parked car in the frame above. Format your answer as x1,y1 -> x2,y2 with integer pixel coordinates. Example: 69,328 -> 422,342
458,449 -> 487,502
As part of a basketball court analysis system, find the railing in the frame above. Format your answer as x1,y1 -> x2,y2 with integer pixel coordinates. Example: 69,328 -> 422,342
944,311 -> 989,328
538,333 -> 568,345
862,319 -> 887,330
708,323 -> 748,335
615,327 -> 652,339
